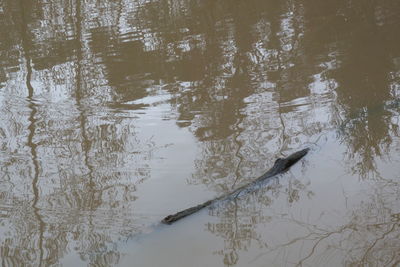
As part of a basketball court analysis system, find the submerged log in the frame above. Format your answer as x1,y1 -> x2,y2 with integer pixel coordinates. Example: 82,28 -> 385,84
162,148 -> 309,225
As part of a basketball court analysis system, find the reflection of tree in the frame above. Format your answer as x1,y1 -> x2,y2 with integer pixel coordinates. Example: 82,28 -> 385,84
251,176 -> 400,266
306,0 -> 400,178
0,0 -> 400,265
182,0 -> 326,196
207,176 -> 312,266
0,1 -> 22,85
0,0 -> 158,266
17,0 -> 46,265
170,0 -> 400,265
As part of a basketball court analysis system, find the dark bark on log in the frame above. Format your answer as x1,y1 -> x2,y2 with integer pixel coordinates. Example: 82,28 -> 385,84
162,148 -> 309,225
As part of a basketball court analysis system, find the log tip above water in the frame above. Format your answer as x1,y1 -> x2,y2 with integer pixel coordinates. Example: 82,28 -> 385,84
161,215 -> 174,225
287,147 -> 310,161
276,147 -> 310,172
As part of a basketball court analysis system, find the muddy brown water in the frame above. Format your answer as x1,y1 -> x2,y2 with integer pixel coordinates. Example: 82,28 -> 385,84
1,0 -> 400,266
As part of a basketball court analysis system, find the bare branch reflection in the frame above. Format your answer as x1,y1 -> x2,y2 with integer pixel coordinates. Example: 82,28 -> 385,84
206,172 -> 313,266
248,176 -> 400,266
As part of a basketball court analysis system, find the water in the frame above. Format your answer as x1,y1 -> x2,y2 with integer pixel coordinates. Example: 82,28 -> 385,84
1,0 -> 399,266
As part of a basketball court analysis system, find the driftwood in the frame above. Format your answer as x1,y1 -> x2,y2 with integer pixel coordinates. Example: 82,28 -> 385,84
162,148 -> 309,225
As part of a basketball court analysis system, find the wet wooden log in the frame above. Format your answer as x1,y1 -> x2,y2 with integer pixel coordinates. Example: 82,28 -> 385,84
162,148 -> 310,225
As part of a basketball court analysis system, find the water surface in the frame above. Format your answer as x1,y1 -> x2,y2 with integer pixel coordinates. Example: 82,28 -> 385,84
1,0 -> 400,266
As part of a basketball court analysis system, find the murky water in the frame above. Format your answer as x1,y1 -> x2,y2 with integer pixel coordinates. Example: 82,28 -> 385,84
1,0 -> 400,266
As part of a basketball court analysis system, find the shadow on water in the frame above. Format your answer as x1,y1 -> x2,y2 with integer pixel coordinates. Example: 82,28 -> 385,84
0,0 -> 399,265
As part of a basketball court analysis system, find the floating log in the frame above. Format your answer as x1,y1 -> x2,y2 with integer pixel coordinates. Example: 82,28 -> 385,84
162,148 -> 310,225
